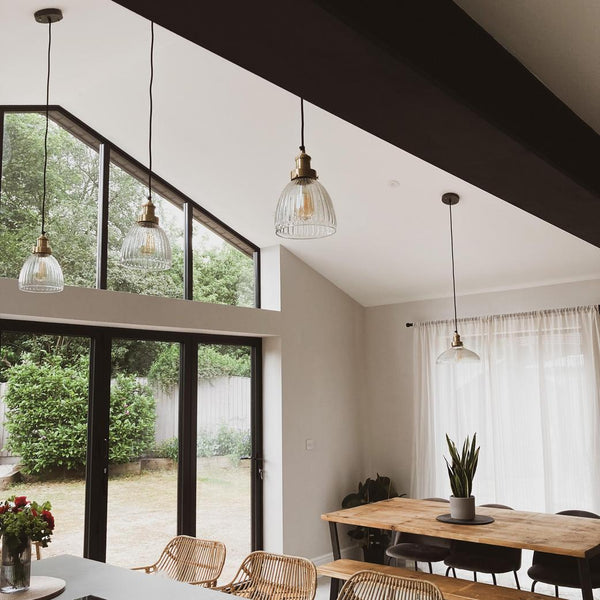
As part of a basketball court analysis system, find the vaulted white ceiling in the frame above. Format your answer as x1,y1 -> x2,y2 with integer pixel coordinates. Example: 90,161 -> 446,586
1,0 -> 599,306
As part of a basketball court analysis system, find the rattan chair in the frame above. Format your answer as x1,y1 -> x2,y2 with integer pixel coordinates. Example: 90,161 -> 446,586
132,535 -> 226,587
337,569 -> 444,600
215,551 -> 317,600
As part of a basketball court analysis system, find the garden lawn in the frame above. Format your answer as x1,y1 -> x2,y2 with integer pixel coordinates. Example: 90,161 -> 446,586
7,457 -> 250,583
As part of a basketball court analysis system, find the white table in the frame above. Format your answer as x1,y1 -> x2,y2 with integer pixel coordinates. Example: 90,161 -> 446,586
33,554 -> 224,600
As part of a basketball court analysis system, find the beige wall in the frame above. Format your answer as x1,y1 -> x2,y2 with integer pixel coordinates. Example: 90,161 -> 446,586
0,278 -> 280,337
275,247 -> 367,561
364,278 -> 600,496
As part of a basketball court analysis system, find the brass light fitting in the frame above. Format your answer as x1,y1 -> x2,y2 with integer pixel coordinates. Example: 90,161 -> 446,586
290,152 -> 317,180
32,234 -> 53,257
137,198 -> 160,226
451,331 -> 464,348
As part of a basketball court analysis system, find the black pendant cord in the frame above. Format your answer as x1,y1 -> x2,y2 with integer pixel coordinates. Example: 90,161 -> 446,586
299,97 -> 305,153
449,203 -> 458,333
41,19 -> 52,236
148,21 -> 154,201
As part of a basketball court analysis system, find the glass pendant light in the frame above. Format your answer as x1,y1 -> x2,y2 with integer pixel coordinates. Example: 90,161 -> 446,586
121,21 -> 172,270
275,98 -> 336,239
436,193 -> 480,364
18,8 -> 64,294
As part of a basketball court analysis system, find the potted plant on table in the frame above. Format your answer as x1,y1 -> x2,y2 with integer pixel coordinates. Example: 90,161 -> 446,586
444,433 -> 479,521
0,496 -> 55,593
342,474 -> 401,564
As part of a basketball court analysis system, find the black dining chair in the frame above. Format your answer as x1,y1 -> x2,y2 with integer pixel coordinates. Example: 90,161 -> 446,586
528,510 -> 600,598
444,503 -> 522,588
385,498 -> 451,573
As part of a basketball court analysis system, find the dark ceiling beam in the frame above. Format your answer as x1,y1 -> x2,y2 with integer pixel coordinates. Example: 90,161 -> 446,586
112,0 -> 600,247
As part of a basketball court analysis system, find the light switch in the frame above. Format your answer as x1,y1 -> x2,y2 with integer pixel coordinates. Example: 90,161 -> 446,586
305,438 -> 315,451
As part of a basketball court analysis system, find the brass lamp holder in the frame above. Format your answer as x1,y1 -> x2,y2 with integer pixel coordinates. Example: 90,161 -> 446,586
137,198 -> 160,226
32,234 -> 52,257
291,151 -> 317,181
451,331 -> 464,348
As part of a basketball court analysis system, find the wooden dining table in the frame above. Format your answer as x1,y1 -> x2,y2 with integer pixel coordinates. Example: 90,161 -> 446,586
322,497 -> 600,600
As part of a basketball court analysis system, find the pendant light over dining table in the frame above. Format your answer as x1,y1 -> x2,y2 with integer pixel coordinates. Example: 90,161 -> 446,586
18,8 -> 65,293
275,98 -> 336,239
436,193 -> 480,364
121,21 -> 172,271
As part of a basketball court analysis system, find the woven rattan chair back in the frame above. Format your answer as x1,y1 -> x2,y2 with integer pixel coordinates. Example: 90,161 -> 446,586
338,570 -> 444,600
133,535 -> 226,586
217,551 -> 317,600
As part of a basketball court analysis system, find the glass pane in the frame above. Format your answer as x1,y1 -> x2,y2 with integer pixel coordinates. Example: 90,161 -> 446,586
107,163 -> 184,298
0,331 -> 90,558
196,344 -> 252,581
193,215 -> 255,307
0,112 -> 99,287
106,339 -> 180,567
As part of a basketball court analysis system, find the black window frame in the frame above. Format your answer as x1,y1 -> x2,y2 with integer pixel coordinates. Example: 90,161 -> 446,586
0,317 -> 263,561
0,105 -> 261,308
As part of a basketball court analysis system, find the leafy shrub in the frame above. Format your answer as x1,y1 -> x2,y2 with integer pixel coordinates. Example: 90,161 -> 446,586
3,355 -> 156,473
108,375 -> 156,464
197,425 -> 251,458
4,355 -> 89,474
151,437 -> 179,462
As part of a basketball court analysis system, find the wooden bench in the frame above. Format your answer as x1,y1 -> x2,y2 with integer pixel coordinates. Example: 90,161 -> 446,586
317,559 -> 565,600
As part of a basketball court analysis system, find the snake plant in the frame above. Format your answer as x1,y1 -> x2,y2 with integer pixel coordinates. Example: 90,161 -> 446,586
444,433 -> 479,498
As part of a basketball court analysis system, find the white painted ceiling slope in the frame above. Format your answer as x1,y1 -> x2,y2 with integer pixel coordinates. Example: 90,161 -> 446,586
1,0 -> 599,307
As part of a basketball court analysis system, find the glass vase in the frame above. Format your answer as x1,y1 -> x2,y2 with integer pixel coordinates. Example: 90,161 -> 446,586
1,534 -> 31,593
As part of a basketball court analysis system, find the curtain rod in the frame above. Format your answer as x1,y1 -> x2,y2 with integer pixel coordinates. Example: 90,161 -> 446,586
405,305 -> 599,330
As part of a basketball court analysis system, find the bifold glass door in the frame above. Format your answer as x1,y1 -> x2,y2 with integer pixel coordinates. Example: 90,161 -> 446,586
0,331 -> 91,558
196,344 -> 253,581
0,322 -> 261,568
106,339 -> 180,567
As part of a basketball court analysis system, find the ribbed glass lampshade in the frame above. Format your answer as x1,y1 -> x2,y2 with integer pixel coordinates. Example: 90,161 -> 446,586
275,177 -> 336,239
121,221 -> 172,270
436,344 -> 480,364
18,252 -> 64,293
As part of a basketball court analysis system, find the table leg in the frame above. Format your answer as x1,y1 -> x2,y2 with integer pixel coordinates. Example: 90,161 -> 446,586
329,522 -> 341,560
578,557 -> 593,600
329,522 -> 341,600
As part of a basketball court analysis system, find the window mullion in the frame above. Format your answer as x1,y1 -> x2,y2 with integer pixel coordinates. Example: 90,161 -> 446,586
96,143 -> 110,289
184,201 -> 193,300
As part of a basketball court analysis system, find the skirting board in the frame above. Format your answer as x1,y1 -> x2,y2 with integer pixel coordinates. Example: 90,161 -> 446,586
311,545 -> 361,572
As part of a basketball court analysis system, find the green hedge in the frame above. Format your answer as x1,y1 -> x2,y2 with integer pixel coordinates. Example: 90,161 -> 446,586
197,425 -> 251,458
3,355 -> 155,474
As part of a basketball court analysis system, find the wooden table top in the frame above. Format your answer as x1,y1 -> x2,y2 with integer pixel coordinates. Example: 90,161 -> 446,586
322,497 -> 600,558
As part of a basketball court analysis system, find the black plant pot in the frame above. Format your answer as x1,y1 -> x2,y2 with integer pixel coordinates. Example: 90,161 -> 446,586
362,543 -> 386,564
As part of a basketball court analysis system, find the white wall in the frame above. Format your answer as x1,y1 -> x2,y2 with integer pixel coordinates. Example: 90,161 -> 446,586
364,278 -> 600,496
275,247 -> 367,561
0,278 -> 280,337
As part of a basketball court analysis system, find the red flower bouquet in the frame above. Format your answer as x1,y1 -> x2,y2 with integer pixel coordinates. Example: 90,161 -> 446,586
0,496 -> 54,592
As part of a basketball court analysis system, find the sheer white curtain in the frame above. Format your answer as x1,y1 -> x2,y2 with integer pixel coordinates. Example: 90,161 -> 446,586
411,305 -> 600,513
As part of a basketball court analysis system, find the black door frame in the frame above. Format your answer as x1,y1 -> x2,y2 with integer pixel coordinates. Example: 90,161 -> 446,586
0,318 -> 263,561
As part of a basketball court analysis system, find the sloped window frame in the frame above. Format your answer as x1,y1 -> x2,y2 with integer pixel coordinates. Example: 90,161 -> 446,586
0,105 -> 261,307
